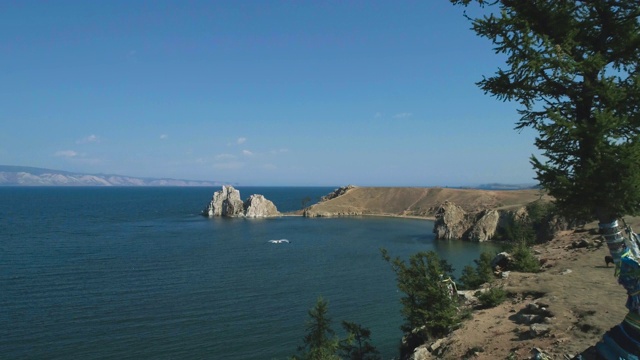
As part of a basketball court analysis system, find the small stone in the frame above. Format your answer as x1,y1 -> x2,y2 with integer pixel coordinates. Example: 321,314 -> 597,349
530,324 -> 551,337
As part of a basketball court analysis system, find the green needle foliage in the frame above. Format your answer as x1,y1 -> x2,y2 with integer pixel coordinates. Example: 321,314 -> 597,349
459,251 -> 495,290
451,0 -> 640,223
292,297 -> 340,360
339,321 -> 381,360
477,286 -> 508,309
381,249 -> 460,357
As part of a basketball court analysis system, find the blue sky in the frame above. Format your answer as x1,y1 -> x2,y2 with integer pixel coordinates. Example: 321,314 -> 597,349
0,1 -> 540,186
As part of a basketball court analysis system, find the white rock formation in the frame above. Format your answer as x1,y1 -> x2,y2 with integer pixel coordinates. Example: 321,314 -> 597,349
244,194 -> 279,218
467,209 -> 501,241
204,185 -> 245,217
433,201 -> 472,240
203,186 -> 279,218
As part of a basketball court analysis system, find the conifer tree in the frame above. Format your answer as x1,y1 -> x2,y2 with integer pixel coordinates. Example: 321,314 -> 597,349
292,297 -> 340,360
451,1 -> 640,357
381,249 -> 459,357
450,0 -> 640,225
339,321 -> 381,360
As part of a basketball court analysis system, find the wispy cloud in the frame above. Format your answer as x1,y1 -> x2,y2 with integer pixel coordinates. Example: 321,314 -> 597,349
393,112 -> 413,119
270,148 -> 289,154
237,137 -> 247,145
374,112 -> 383,118
213,162 -> 244,170
262,163 -> 277,170
160,134 -> 168,140
76,134 -> 100,144
242,149 -> 254,156
54,150 -> 78,158
216,153 -> 236,160
126,50 -> 139,64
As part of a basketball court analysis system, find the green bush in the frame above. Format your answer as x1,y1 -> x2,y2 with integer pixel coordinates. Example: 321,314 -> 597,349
477,287 -> 507,308
381,249 -> 460,357
509,241 -> 540,273
459,251 -> 495,290
499,200 -> 558,244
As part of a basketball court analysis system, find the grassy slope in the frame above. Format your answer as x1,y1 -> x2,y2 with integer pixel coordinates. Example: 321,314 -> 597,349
305,186 -> 549,218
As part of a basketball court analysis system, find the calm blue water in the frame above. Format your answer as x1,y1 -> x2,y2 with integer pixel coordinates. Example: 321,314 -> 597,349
0,187 -> 497,359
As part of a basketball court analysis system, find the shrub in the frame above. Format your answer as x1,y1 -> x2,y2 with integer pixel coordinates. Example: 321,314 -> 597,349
459,251 -> 495,290
509,241 -> 540,273
477,287 -> 507,308
381,249 -> 460,357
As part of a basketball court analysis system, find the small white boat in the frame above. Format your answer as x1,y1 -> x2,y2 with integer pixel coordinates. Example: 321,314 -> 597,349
268,239 -> 290,244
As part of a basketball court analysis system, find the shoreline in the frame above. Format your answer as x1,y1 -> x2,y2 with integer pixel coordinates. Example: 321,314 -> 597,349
280,211 -> 436,221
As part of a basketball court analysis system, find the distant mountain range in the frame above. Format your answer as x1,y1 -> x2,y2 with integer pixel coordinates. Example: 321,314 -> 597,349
0,165 -> 226,187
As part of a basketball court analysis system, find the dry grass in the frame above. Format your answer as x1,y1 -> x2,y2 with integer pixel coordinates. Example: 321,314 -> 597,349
303,186 -> 549,218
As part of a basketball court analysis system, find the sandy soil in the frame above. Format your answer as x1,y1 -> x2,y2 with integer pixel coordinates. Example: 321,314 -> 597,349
438,223 -> 632,360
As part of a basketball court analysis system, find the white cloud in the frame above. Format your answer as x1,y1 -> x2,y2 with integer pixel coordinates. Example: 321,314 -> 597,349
76,134 -> 100,144
216,153 -> 236,160
374,112 -> 383,118
54,150 -> 78,158
237,137 -> 247,144
270,148 -> 289,154
127,50 -> 139,63
160,134 -> 168,140
242,149 -> 254,156
393,112 -> 413,119
262,163 -> 277,170
213,162 -> 244,170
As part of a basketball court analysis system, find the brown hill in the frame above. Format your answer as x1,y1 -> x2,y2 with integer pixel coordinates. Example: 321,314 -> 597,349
303,186 -> 549,218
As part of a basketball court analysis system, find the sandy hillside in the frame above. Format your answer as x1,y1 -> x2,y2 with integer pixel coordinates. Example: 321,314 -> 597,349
435,223 -> 632,360
303,186 -> 549,217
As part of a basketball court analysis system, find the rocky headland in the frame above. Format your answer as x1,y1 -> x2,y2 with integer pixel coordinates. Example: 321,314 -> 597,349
202,185 -> 279,218
301,185 -> 633,359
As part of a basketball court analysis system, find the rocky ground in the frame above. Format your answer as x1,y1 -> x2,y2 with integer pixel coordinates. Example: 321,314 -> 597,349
417,220 -> 636,360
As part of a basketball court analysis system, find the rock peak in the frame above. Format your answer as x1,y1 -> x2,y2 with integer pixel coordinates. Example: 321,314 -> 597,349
202,186 -> 279,218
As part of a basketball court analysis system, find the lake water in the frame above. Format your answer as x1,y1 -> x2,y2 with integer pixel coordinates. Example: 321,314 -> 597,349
0,187 -> 498,359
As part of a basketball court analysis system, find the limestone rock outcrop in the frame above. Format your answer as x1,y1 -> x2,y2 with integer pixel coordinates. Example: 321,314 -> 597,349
244,194 -> 279,218
433,201 -> 473,240
203,186 -> 279,218
319,184 -> 356,202
433,199 -> 574,242
468,209 -> 501,241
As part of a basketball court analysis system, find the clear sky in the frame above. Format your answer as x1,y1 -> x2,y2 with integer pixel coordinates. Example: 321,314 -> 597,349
0,1 -> 541,186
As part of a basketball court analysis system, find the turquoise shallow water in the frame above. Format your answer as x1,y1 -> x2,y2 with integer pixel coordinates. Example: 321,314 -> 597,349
0,187 -> 497,359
